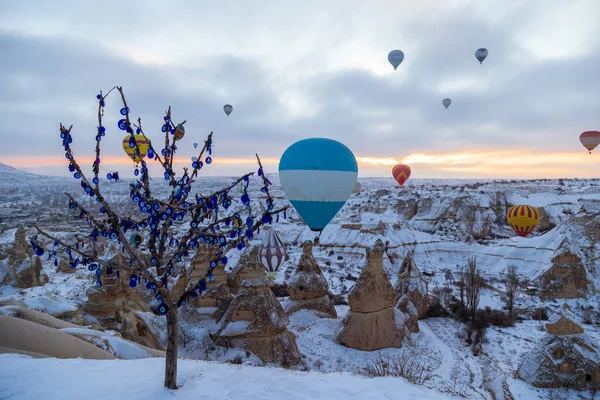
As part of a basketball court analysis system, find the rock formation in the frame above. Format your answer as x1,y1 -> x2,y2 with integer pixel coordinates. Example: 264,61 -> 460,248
337,239 -> 404,351
190,244 -> 232,320
0,227 -> 48,288
228,246 -> 267,294
212,246 -> 301,366
284,241 -> 336,318
396,295 -> 419,334
395,251 -> 429,319
518,303 -> 600,389
83,251 -> 162,350
538,238 -> 588,299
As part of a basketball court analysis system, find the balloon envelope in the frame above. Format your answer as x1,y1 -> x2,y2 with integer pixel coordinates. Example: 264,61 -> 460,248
258,227 -> 287,274
506,205 -> 540,238
174,124 -> 185,141
279,138 -> 358,232
388,50 -> 405,70
392,164 -> 411,186
223,104 -> 233,116
122,134 -> 149,164
475,48 -> 488,64
580,131 -> 600,153
193,142 -> 198,149
442,98 -> 452,109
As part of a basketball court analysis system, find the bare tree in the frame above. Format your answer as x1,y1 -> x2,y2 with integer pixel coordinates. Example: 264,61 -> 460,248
463,257 -> 482,320
28,87 -> 287,389
504,265 -> 519,317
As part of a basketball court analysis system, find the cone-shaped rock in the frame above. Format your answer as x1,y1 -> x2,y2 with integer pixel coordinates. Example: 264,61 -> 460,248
284,241 -> 336,318
518,303 -> 600,389
396,295 -> 419,334
213,246 -> 301,366
337,239 -> 404,351
395,251 -> 429,319
191,243 -> 232,320
228,246 -> 267,294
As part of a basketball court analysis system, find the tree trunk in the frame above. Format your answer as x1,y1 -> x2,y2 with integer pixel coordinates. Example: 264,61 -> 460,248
164,305 -> 179,389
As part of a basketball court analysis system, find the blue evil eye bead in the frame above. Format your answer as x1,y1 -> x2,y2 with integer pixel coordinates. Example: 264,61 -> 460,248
220,256 -> 228,265
110,232 -> 117,239
65,153 -> 70,159
218,236 -> 226,244
107,173 -> 113,180
163,116 -> 169,121
88,264 -> 99,272
244,175 -> 249,182
53,240 -> 59,246
146,282 -> 152,289
237,242 -> 245,250
98,126 -> 106,134
96,280 -> 102,287
120,107 -> 129,115
262,214 -> 272,224
106,266 -> 113,275
258,167 -> 263,176
205,156 -> 212,164
151,257 -> 157,264
74,172 -> 81,179
92,177 -> 99,184
129,276 -> 137,288
118,119 -> 127,130
245,229 -> 253,239
134,168 -> 139,177
260,187 -> 267,194
208,274 -> 215,282
96,94 -> 102,100
54,259 -> 58,267
147,148 -> 154,159
189,290 -> 197,298
192,162 -> 198,168
157,304 -> 168,315
161,124 -> 168,133
151,283 -> 157,290
230,231 -> 237,239
210,261 -> 217,268
68,164 -> 75,172
197,161 -> 203,169
241,193 -> 250,206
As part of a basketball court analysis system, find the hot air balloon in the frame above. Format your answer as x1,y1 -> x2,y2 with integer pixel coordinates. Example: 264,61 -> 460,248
279,138 -> 358,232
193,142 -> 198,149
223,104 -> 233,116
174,124 -> 185,141
442,98 -> 452,109
579,131 -> 600,154
392,164 -> 411,186
506,205 -> 540,238
122,134 -> 149,164
258,227 -> 287,280
475,48 -> 488,64
388,50 -> 404,70
129,233 -> 144,249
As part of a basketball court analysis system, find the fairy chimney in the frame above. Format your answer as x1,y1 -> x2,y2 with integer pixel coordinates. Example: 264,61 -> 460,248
284,241 -> 336,318
212,246 -> 301,366
396,294 -> 419,334
337,239 -> 404,351
228,246 -> 267,294
518,303 -> 600,389
190,244 -> 232,320
395,251 -> 429,319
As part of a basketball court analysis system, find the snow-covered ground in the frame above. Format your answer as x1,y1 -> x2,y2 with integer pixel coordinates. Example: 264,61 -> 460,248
0,353 -> 455,400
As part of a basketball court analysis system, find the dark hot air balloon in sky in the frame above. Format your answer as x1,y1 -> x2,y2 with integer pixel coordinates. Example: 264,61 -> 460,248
442,98 -> 452,109
223,104 -> 233,116
580,131 -> 600,153
475,48 -> 488,64
388,49 -> 405,70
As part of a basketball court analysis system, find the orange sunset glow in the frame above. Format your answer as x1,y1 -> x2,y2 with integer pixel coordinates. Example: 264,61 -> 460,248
4,150 -> 598,179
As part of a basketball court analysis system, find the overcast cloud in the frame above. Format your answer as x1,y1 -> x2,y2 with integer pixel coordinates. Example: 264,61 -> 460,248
0,0 -> 599,178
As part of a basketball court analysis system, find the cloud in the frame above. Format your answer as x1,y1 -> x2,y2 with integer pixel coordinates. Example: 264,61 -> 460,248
0,0 -> 599,179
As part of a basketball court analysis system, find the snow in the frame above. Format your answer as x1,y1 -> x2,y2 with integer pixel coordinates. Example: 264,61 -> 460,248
60,327 -> 156,359
22,295 -> 77,316
0,354 -> 455,400
219,320 -> 252,337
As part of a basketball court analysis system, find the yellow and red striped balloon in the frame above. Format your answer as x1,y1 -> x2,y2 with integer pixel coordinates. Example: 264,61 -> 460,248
506,205 -> 540,238
392,164 -> 411,186
122,134 -> 149,164
580,131 -> 600,154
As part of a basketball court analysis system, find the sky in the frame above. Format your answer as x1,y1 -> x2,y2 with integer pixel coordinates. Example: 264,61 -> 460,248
1,0 -> 599,179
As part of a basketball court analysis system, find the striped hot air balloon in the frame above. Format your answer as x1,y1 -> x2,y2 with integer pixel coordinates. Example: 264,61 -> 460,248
279,138 -> 358,232
258,227 -> 287,280
506,205 -> 540,238
392,164 -> 411,186
122,134 -> 149,164
580,131 -> 600,154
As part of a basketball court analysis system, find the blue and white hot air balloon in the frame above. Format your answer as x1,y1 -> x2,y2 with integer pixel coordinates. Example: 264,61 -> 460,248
279,138 -> 358,232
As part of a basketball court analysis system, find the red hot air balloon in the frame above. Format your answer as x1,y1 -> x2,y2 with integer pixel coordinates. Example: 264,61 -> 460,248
392,164 -> 411,186
580,131 -> 600,154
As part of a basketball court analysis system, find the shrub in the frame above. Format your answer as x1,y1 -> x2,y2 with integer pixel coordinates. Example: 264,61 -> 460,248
364,350 -> 433,385
427,301 -> 449,318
